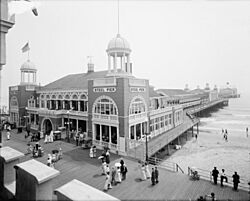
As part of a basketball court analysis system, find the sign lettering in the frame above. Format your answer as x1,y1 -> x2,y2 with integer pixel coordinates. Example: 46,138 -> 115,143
130,87 -> 146,92
93,87 -> 116,93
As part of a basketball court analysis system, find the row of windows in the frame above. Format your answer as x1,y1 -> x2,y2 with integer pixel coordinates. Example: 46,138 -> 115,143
40,100 -> 88,112
175,111 -> 182,123
150,113 -> 173,132
129,98 -> 146,115
130,122 -> 147,140
95,124 -> 118,144
150,98 -> 179,110
94,98 -> 118,115
40,94 -> 87,100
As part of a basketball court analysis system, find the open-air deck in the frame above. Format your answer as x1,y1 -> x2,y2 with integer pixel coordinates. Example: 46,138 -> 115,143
2,130 -> 249,201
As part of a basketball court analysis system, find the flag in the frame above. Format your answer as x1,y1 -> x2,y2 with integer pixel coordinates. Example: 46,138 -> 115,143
32,7 -> 38,16
22,42 -> 30,53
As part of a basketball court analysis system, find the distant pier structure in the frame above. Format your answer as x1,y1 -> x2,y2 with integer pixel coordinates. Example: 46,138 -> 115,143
219,83 -> 240,98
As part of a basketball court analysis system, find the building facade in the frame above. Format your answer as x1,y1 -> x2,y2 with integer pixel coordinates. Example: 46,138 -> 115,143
9,33 -> 202,156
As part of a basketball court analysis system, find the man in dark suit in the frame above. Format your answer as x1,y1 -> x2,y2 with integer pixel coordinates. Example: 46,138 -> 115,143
212,167 -> 219,185
232,172 -> 240,191
155,166 -> 159,184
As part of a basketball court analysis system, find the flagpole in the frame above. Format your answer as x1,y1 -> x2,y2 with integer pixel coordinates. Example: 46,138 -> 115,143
28,41 -> 30,60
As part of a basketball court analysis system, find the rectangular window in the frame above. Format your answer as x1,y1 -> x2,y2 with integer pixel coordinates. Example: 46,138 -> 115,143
136,124 -> 141,140
95,124 -> 100,140
101,104 -> 105,114
160,117 -> 164,128
169,114 -> 172,125
106,104 -> 110,115
102,125 -> 109,142
111,126 -> 117,144
165,115 -> 168,126
130,125 -> 135,140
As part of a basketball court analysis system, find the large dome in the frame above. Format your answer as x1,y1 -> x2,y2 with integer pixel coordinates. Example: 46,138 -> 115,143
20,60 -> 36,71
107,34 -> 131,52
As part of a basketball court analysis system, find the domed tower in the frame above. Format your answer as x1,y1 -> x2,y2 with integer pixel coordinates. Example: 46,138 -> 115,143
184,84 -> 189,91
20,59 -> 37,85
204,83 -> 210,91
106,33 -> 132,76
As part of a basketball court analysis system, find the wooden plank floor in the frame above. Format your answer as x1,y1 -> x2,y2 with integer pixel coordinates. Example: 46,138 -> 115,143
2,130 -> 249,200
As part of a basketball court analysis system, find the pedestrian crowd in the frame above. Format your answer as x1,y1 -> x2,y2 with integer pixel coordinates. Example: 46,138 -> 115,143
211,167 -> 240,191
221,129 -> 228,142
137,161 -> 159,185
96,148 -> 128,191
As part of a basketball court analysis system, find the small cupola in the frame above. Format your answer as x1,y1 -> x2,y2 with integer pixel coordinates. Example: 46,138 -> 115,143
86,56 -> 94,73
20,59 -> 37,85
87,62 -> 94,73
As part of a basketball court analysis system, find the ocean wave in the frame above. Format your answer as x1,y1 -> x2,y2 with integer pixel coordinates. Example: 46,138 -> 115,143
213,120 -> 249,125
233,114 -> 250,118
200,126 -> 246,133
200,118 -> 216,122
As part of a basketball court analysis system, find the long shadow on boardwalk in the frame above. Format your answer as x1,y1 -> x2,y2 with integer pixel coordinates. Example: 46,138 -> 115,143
63,148 -> 120,166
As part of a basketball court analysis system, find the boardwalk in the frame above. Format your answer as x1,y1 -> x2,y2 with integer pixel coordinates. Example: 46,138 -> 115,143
2,130 -> 249,200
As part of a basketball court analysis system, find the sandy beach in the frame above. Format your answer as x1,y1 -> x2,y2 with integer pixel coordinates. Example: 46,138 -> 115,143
166,125 -> 250,181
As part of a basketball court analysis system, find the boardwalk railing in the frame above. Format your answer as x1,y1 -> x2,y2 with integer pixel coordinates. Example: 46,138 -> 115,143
148,157 -> 184,174
147,158 -> 249,192
188,166 -> 250,192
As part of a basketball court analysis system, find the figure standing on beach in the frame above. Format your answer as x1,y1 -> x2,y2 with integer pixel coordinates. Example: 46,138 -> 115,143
212,167 -> 219,185
224,129 -> 228,142
246,127 -> 248,137
232,172 -> 240,191
195,134 -> 198,140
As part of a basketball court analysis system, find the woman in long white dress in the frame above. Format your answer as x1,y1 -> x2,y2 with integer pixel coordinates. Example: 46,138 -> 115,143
44,134 -> 48,143
141,163 -> 147,181
104,172 -> 112,191
145,162 -> 151,179
49,130 -> 54,143
89,146 -> 94,158
115,166 -> 122,183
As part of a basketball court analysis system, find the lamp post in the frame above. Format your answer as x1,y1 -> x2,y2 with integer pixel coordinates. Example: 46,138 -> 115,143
66,110 -> 70,142
145,131 -> 148,162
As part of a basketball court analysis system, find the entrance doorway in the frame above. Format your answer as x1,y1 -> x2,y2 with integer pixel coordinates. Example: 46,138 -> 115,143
43,119 -> 53,135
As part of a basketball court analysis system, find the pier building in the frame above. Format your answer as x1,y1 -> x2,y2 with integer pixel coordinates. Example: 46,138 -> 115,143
9,33 -> 227,159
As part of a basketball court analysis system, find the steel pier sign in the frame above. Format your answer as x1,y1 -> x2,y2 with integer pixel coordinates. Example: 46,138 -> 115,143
93,87 -> 116,93
130,87 -> 146,92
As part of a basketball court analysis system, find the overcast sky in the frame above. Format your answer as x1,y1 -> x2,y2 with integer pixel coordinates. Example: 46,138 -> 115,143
3,0 -> 250,106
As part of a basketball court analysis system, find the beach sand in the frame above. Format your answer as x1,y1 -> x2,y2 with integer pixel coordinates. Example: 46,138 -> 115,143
165,127 -> 250,181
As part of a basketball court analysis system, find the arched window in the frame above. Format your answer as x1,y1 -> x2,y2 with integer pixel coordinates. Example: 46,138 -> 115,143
51,95 -> 56,99
129,97 -> 146,115
40,94 -> 44,99
46,94 -> 50,99
93,96 -> 118,115
10,96 -> 18,107
58,95 -> 63,100
65,94 -> 70,100
72,94 -> 78,100
80,94 -> 87,100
